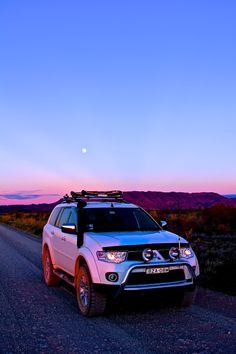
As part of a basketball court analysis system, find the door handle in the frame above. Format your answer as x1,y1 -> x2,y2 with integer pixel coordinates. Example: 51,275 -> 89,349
61,236 -> 66,241
51,231 -> 55,236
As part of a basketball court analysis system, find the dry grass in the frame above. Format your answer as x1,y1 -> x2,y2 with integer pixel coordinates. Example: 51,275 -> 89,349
0,211 -> 50,236
1,207 -> 236,295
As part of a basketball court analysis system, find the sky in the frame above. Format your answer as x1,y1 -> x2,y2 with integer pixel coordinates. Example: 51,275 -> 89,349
0,0 -> 236,205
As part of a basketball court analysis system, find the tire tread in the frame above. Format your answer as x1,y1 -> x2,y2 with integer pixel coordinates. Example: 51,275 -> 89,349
76,264 -> 107,317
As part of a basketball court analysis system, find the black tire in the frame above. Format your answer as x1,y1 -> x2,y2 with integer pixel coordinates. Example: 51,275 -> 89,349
43,248 -> 60,286
76,264 -> 107,317
174,285 -> 197,307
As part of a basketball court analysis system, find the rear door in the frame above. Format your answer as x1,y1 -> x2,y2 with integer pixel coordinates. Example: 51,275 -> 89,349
45,206 -> 62,266
53,207 -> 73,271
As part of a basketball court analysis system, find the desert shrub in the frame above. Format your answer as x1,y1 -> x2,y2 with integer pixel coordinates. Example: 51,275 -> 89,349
1,206 -> 236,295
149,205 -> 236,237
192,237 -> 236,295
0,211 -> 50,236
150,207 -> 236,295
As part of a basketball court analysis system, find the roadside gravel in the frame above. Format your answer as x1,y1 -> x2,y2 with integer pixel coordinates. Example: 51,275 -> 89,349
0,224 -> 236,353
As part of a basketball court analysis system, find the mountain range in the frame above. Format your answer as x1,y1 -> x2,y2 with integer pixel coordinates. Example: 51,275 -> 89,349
0,191 -> 236,212
123,192 -> 236,210
224,194 -> 236,199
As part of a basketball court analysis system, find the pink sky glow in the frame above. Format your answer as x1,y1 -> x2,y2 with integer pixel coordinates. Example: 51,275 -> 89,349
1,178 -> 235,206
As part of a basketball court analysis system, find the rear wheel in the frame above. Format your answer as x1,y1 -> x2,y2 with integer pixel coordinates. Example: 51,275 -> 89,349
43,248 -> 60,286
76,264 -> 107,317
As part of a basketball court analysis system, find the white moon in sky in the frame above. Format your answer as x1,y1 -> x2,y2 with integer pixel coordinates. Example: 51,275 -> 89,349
82,148 -> 87,153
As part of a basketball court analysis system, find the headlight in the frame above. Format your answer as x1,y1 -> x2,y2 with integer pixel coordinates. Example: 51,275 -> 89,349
97,251 -> 127,264
180,247 -> 194,258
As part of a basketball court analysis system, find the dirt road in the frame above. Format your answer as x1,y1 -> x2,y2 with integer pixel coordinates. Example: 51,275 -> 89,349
0,224 -> 236,353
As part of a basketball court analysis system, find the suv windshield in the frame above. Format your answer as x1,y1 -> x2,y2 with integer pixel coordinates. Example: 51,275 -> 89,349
79,208 -> 161,232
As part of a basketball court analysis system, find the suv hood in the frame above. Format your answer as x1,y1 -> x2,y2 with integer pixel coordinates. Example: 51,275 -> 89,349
86,230 -> 187,248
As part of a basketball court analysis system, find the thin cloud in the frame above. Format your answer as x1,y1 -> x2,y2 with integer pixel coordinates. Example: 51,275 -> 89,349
0,193 -> 60,200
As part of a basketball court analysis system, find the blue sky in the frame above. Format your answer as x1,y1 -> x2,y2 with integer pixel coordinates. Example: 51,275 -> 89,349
0,0 -> 236,204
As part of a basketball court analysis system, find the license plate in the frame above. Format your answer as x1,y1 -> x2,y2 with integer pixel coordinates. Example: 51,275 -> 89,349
146,267 -> 170,274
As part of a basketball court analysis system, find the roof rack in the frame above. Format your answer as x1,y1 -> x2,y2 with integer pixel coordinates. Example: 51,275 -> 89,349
62,190 -> 126,206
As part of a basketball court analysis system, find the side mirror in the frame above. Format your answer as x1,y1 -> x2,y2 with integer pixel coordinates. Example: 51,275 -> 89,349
160,220 -> 167,228
61,223 -> 77,234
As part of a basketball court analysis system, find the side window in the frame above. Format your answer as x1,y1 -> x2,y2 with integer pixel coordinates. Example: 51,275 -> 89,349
48,207 -> 61,226
68,208 -> 78,227
56,208 -> 72,228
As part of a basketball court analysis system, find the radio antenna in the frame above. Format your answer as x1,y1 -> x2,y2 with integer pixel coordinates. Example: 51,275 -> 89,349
178,236 -> 181,250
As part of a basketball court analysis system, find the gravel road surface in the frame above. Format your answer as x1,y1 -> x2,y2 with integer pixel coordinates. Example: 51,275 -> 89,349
0,224 -> 236,354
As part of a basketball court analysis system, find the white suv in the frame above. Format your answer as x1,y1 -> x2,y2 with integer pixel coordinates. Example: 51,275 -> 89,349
42,191 -> 199,316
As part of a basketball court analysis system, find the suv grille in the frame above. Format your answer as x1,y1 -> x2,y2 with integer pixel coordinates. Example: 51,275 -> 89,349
127,249 -> 170,261
103,242 -> 189,262
127,269 -> 185,285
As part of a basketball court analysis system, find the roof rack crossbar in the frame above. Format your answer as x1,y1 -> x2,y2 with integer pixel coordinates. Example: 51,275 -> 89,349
62,190 -> 126,204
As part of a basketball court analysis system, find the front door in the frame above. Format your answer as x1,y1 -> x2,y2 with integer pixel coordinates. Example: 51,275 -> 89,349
60,208 -> 78,275
54,207 -> 73,272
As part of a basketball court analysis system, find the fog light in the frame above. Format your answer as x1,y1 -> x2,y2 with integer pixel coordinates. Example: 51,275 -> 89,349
142,248 -> 154,262
106,272 -> 118,282
169,247 -> 180,260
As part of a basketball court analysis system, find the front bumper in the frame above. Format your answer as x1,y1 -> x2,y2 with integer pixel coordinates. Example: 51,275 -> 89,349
95,261 -> 196,296
120,262 -> 195,292
123,262 -> 194,291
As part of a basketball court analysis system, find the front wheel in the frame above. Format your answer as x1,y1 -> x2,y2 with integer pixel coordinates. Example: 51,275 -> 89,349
76,264 -> 107,317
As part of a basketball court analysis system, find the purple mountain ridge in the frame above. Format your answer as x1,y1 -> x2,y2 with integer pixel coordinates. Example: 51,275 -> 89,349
0,192 -> 236,212
123,192 -> 236,210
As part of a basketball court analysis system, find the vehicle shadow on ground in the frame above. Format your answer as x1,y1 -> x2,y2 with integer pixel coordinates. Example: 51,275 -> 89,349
106,291 -> 182,316
60,281 -> 186,316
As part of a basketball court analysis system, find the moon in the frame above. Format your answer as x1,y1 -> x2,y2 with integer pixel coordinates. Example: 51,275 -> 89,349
81,148 -> 87,153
